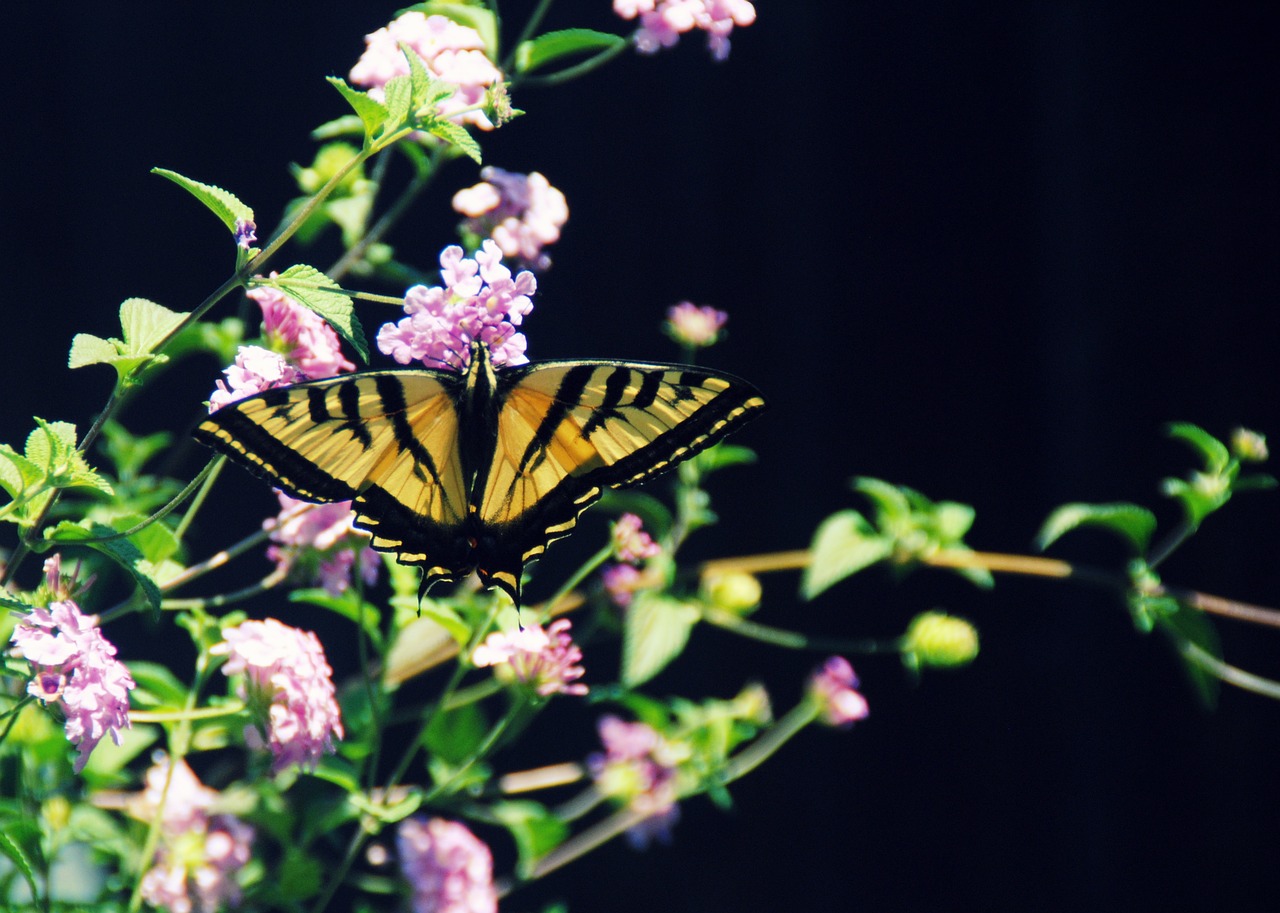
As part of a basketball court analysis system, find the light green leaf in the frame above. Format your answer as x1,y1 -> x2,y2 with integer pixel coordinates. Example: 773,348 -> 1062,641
0,829 -> 40,906
0,444 -> 42,499
67,333 -> 122,370
694,443 -> 757,475
491,800 -> 568,878
514,29 -> 627,74
119,298 -> 188,358
44,520 -> 161,613
424,702 -> 487,765
326,77 -> 390,144
271,264 -> 369,362
932,501 -> 977,542
289,588 -> 382,649
622,592 -> 700,687
151,168 -> 253,233
428,119 -> 482,163
1157,603 -> 1221,708
1036,502 -> 1157,554
851,477 -> 912,523
1167,422 -> 1230,472
382,73 -> 413,130
127,661 -> 191,709
801,509 -> 893,600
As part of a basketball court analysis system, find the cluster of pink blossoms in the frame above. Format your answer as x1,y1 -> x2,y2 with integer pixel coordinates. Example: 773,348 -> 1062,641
266,492 -> 380,596
602,514 -> 661,607
397,817 -> 497,913
136,756 -> 254,913
471,618 -> 587,697
10,591 -> 134,772
349,11 -> 502,130
808,656 -> 870,728
588,716 -> 682,846
212,619 -> 344,774
378,241 -> 535,372
665,301 -> 728,348
452,167 -> 569,271
613,0 -> 757,60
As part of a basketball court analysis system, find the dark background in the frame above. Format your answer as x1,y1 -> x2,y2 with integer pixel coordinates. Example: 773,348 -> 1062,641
5,2 -> 1280,911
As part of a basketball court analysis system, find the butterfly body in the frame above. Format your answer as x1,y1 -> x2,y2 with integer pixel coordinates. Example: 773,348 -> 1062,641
196,341 -> 765,603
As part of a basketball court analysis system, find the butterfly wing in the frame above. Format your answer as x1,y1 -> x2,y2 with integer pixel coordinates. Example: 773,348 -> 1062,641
472,360 -> 767,598
194,371 -> 476,589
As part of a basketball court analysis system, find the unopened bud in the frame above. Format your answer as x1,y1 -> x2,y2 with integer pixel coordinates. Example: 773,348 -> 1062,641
902,611 -> 979,671
701,571 -> 762,614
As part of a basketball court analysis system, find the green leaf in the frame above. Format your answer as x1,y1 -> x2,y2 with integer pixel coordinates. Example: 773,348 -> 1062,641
851,477 -> 912,522
277,848 -> 324,903
44,520 -> 161,613
28,419 -> 114,496
289,589 -> 383,650
1036,502 -> 1158,554
271,264 -> 369,362
0,828 -> 40,906
491,800 -> 568,878
621,592 -> 700,687
597,489 -> 674,539
801,509 -> 893,600
382,73 -> 413,131
326,77 -> 390,144
127,661 -> 190,709
427,119 -> 483,164
68,298 -> 189,382
80,723 -> 158,777
66,333 -> 122,370
693,443 -> 757,475
424,702 -> 487,765
1157,602 -> 1222,708
1167,422 -> 1230,472
0,444 -> 42,500
514,28 -> 627,74
151,168 -> 254,233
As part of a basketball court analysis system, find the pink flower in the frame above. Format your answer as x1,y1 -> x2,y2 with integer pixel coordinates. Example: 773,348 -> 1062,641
808,656 -> 870,728
452,167 -> 569,271
602,563 -> 644,607
588,716 -> 681,845
397,817 -> 497,913
471,618 -> 587,697
349,11 -> 502,130
212,619 -> 344,774
266,492 -> 379,596
614,0 -> 756,60
664,301 -> 728,348
136,756 -> 254,913
377,241 -> 535,372
10,600 -> 135,772
207,345 -> 304,412
611,513 -> 662,564
249,284 -> 355,379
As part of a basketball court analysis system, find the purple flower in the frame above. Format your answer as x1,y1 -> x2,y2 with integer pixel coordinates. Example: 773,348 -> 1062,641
234,218 -> 257,250
249,284 -> 356,380
664,301 -> 728,348
614,0 -> 757,60
136,755 -> 254,913
212,619 -> 344,774
349,11 -> 502,131
588,716 -> 682,845
10,600 -> 135,772
377,241 -> 535,372
207,345 -> 304,412
453,167 -> 569,271
610,513 -> 662,564
266,492 -> 379,596
397,817 -> 497,913
808,656 -> 869,728
471,618 -> 587,697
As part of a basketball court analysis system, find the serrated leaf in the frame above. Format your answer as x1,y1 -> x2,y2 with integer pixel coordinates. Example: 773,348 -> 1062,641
622,592 -> 700,687
326,77 -> 390,143
0,444 -> 42,499
151,168 -> 253,232
491,800 -> 568,877
312,114 -> 367,140
801,509 -> 893,599
271,264 -> 369,362
27,418 -> 77,468
427,119 -> 482,163
382,73 -> 413,130
119,298 -> 188,358
851,477 -> 912,522
1036,502 -> 1157,554
67,333 -> 122,369
514,29 -> 627,74
0,829 -> 40,905
1167,422 -> 1230,472
44,521 -> 161,613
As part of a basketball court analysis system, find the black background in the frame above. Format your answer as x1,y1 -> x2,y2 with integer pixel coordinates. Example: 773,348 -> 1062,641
5,3 -> 1280,911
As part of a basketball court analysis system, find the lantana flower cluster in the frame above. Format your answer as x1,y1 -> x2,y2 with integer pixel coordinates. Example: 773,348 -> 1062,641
613,0 -> 757,61
136,756 -> 254,913
808,656 -> 870,728
452,167 -> 569,271
266,492 -> 380,596
665,301 -> 728,348
397,817 -> 497,913
378,240 -> 535,371
472,618 -> 588,697
9,591 -> 135,772
603,513 -> 662,607
349,11 -> 502,130
588,715 -> 684,846
212,619 -> 344,774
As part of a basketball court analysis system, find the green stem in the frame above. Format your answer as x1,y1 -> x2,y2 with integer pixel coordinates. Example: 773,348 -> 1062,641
702,608 -> 899,654
722,700 -> 819,784
513,40 -> 631,89
501,0 -> 556,71
130,701 -> 245,724
542,543 -> 612,618
329,157 -> 436,283
1178,641 -> 1280,700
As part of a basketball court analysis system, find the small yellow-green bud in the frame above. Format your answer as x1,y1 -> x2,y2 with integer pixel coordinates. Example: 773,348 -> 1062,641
902,611 -> 979,671
731,682 -> 773,725
43,795 -> 71,832
293,142 -> 363,195
701,571 -> 762,615
1231,427 -> 1268,463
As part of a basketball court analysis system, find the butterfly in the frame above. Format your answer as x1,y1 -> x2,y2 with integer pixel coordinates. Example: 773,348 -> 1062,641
195,340 -> 766,605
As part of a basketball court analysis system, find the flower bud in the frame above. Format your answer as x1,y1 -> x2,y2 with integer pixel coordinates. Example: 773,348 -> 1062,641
1231,427 -> 1268,463
701,571 -> 762,614
901,612 -> 979,671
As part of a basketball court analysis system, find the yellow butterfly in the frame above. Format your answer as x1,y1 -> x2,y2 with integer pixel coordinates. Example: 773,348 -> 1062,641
196,340 -> 765,604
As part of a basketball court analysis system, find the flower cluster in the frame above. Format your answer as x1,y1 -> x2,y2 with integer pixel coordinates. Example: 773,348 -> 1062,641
452,167 -> 569,271
611,513 -> 662,564
136,756 -> 254,913
471,618 -> 588,697
397,817 -> 497,913
349,11 -> 502,130
665,301 -> 728,348
588,716 -> 683,846
212,619 -> 344,774
807,656 -> 870,728
613,0 -> 757,61
266,492 -> 380,596
207,346 -> 304,412
9,598 -> 135,772
377,241 -> 535,371
249,284 -> 355,380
